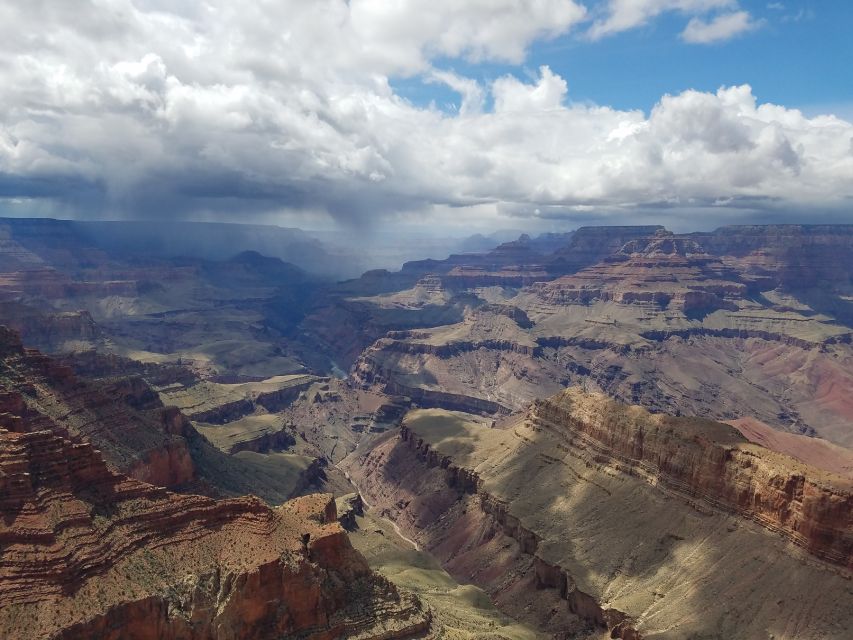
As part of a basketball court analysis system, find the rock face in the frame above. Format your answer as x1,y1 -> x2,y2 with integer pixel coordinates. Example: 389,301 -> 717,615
531,389 -> 852,568
400,234 -> 548,278
353,344 -> 513,416
0,422 -> 429,639
727,416 -> 853,477
61,349 -> 198,389
441,264 -> 552,289
396,226 -> 657,285
276,380 -> 412,465
197,415 -> 297,455
348,224 -> 853,448
700,224 -> 853,285
0,267 -> 136,301
345,395 -> 853,639
0,327 -> 339,505
157,376 -> 319,425
533,232 -> 747,313
546,225 -> 665,274
0,326 -> 196,488
0,307 -> 101,352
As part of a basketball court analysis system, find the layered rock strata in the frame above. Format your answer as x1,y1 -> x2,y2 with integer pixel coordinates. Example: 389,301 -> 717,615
159,375 -> 319,425
0,423 -> 429,639
0,326 -> 195,488
0,308 -> 101,352
533,233 -> 747,313
546,225 -> 665,274
530,389 -> 852,568
350,225 -> 853,447
346,393 -> 853,639
700,224 -> 853,286
353,349 -> 511,416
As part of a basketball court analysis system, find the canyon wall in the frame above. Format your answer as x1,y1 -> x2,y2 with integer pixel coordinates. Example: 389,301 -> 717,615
346,395 -> 853,639
0,422 -> 430,639
530,389 -> 852,568
0,326 -> 196,488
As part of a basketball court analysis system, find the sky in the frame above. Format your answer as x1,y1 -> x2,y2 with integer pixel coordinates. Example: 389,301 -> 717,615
1,0 -> 852,234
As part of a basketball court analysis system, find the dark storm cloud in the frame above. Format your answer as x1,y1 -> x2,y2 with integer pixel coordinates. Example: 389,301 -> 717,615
0,173 -> 101,199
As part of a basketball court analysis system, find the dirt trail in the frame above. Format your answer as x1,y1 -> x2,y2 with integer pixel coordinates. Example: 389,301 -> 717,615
342,469 -> 422,551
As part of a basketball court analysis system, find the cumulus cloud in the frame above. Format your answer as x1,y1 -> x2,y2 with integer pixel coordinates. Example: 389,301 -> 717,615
349,0 -> 587,69
0,0 -> 850,229
493,66 -> 568,112
426,70 -> 486,115
681,10 -> 762,43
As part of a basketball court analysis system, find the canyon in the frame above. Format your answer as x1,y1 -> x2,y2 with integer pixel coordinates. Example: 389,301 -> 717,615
349,226 -> 853,448
344,391 -> 852,639
1,217 -> 852,639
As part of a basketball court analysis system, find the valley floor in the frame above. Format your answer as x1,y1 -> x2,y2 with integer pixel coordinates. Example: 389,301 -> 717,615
349,507 -> 548,640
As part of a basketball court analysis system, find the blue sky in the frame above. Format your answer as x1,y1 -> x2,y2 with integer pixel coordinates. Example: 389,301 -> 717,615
395,1 -> 853,118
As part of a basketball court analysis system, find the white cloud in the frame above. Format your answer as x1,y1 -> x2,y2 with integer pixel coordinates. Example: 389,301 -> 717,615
0,0 -> 850,229
681,11 -> 762,43
588,0 -> 735,39
349,0 -> 587,71
426,70 -> 486,115
493,66 -> 568,112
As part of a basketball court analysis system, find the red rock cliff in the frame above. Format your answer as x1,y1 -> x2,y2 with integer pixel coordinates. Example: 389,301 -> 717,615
0,423 -> 429,639
531,389 -> 853,569
0,326 -> 195,488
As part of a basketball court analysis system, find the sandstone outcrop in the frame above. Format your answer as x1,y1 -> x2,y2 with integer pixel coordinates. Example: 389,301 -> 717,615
530,389 -> 852,568
0,423 -> 429,639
